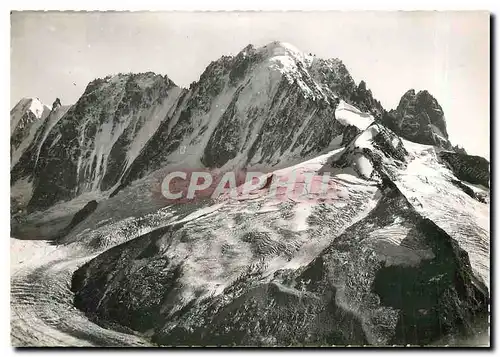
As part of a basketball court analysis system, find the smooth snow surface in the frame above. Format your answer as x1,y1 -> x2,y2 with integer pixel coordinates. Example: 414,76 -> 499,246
335,100 -> 374,130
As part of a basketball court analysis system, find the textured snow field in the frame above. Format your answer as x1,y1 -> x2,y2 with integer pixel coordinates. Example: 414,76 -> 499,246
397,139 -> 490,288
10,238 -> 151,347
119,150 -> 381,307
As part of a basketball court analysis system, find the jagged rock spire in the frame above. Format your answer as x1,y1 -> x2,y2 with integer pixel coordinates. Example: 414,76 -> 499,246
52,98 -> 62,111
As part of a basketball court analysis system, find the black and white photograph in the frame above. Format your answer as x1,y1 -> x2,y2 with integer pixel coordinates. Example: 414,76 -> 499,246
9,10 -> 491,347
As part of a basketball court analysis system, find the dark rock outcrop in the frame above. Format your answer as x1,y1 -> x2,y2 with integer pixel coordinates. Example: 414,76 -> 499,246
340,125 -> 361,146
11,110 -> 39,157
381,90 -> 452,149
350,80 -> 384,119
52,98 -> 62,111
452,145 -> 468,155
450,179 -> 487,203
439,152 -> 490,188
55,200 -> 99,240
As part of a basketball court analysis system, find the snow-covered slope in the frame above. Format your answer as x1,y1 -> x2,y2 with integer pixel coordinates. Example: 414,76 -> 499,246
11,97 -> 51,169
69,123 -> 490,346
335,100 -> 375,130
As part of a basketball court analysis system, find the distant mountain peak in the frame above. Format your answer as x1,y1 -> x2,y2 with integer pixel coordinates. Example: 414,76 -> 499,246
11,97 -> 49,119
10,97 -> 52,169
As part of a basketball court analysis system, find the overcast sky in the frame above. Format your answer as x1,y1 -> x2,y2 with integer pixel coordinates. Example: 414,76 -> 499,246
11,11 -> 489,158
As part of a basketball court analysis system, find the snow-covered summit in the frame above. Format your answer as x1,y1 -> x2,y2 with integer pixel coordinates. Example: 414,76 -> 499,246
252,41 -> 314,67
24,97 -> 50,118
11,97 -> 50,124
236,41 -> 317,79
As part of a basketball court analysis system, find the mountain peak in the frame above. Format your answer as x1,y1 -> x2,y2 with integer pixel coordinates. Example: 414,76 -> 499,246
230,41 -> 314,72
382,88 -> 450,148
402,88 -> 416,97
258,41 -> 303,55
11,97 -> 49,119
237,41 -> 303,56
256,41 -> 313,66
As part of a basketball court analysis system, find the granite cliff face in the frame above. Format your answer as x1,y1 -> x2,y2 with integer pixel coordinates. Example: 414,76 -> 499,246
13,73 -> 182,213
10,41 -> 490,347
122,42 -> 383,187
382,90 -> 452,150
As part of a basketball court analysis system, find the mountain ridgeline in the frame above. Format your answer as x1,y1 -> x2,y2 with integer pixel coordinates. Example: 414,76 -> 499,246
12,41 -> 421,214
